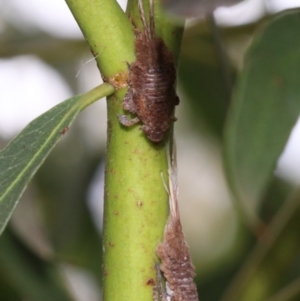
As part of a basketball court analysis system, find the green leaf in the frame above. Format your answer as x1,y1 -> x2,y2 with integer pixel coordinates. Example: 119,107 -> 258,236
224,10 -> 300,207
0,83 -> 114,235
179,38 -> 231,136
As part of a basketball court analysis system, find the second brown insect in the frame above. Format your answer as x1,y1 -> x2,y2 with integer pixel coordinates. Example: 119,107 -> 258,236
156,146 -> 199,301
118,0 -> 179,143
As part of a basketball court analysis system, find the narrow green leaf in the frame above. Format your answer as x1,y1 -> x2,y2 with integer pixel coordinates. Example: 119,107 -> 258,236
224,10 -> 300,206
0,83 -> 114,235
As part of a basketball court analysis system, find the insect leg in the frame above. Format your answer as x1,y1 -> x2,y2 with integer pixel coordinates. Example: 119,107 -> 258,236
154,263 -> 168,301
118,115 -> 140,126
149,0 -> 155,38
153,280 -> 160,301
123,88 -> 137,113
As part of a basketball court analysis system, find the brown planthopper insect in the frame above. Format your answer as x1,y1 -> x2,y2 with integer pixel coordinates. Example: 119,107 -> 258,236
155,145 -> 199,301
118,0 -> 179,143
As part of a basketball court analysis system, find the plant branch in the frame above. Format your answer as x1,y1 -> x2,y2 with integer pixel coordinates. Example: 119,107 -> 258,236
65,0 -> 135,76
65,2 -> 185,301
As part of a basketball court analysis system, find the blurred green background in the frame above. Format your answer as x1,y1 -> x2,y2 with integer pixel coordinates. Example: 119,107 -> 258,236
1,0 -> 300,300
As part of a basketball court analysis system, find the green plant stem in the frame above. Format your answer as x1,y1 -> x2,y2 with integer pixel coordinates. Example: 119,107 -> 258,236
65,0 -> 135,76
103,3 -> 184,300
66,2 -> 184,301
104,91 -> 170,301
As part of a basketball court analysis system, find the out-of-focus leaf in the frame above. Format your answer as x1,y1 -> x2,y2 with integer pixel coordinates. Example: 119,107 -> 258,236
179,21 -> 234,136
224,10 -> 300,206
220,188 -> 300,301
179,57 -> 230,136
0,228 -> 74,301
0,83 -> 114,235
259,176 -> 292,222
36,136 -> 104,281
196,175 -> 293,301
0,33 -> 87,64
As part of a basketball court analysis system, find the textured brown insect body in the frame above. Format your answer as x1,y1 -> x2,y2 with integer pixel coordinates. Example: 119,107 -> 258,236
118,0 -> 179,142
156,148 -> 199,301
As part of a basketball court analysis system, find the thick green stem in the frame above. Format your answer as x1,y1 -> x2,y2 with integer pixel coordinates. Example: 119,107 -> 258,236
66,1 -> 184,301
104,89 -> 170,301
65,0 -> 135,76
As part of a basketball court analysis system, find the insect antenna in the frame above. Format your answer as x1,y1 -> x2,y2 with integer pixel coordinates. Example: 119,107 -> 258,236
138,0 -> 150,40
149,0 -> 155,38
168,142 -> 179,219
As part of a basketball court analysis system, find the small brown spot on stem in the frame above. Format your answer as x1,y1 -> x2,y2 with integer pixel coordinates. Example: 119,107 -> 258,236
137,201 -> 143,207
109,242 -> 114,247
114,211 -> 119,216
146,278 -> 155,286
60,126 -> 69,135
91,49 -> 98,57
